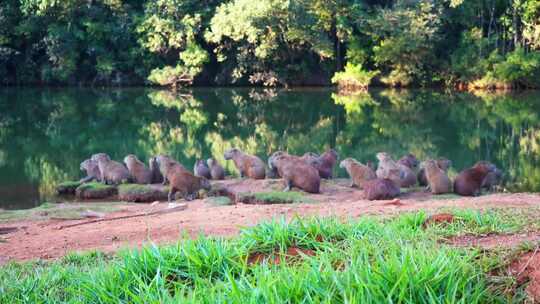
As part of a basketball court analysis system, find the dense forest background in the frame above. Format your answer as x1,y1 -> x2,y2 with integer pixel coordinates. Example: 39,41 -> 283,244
0,0 -> 539,88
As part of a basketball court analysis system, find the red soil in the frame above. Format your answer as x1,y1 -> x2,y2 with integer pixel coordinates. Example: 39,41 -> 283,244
1,178 -> 540,264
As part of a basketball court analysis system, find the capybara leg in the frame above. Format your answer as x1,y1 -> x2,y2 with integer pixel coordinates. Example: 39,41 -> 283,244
168,188 -> 177,203
283,180 -> 292,192
184,193 -> 196,201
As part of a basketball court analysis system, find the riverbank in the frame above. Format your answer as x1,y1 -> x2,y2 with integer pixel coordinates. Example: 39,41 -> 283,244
2,178 -> 540,263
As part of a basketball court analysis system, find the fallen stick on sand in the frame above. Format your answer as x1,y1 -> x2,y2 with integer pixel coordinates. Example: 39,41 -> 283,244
56,203 -> 187,230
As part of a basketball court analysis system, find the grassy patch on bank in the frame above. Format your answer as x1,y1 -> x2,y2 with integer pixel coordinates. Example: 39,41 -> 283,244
2,209 -> 534,303
77,182 -> 115,191
238,191 -> 316,204
0,202 -> 125,222
206,196 -> 234,206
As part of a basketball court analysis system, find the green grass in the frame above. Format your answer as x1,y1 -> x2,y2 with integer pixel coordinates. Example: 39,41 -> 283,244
239,191 -> 316,204
77,182 -> 116,191
206,196 -> 234,206
1,210 -> 530,303
0,202 -> 124,222
57,180 -> 82,188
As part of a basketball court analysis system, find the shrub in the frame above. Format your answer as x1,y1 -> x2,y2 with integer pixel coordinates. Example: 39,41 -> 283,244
331,63 -> 379,92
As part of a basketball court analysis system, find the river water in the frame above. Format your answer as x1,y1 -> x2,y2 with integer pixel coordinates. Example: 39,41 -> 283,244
1,87 -> 539,209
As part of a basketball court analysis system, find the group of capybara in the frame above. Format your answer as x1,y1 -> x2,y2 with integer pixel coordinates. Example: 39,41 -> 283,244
79,148 -> 502,202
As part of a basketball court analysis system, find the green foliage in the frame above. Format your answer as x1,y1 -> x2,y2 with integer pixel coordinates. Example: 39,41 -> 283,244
0,0 -> 538,87
331,63 -> 379,91
493,48 -> 540,88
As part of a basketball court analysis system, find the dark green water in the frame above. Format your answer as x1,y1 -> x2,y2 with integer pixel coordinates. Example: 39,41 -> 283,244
1,87 -> 539,210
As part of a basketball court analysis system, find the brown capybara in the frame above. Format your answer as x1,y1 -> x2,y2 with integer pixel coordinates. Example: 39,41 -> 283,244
148,156 -> 164,184
315,149 -> 338,179
165,163 -> 211,202
454,161 -> 498,196
155,155 -> 185,185
207,158 -> 225,180
224,148 -> 266,179
397,153 -> 419,170
267,151 -> 323,178
268,153 -> 320,193
418,158 -> 451,186
91,153 -> 131,185
339,158 -> 376,188
124,154 -> 153,184
475,161 -> 503,191
80,159 -> 101,183
194,159 -> 212,179
422,159 -> 452,194
376,152 -> 415,187
363,178 -> 400,200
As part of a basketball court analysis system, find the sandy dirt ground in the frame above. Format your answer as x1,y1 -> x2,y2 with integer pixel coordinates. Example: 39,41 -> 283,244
1,178 -> 540,264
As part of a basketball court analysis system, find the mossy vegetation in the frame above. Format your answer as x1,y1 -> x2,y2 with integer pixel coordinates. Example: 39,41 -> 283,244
117,184 -> 168,202
75,182 -> 117,200
0,202 -> 124,222
1,210 -> 537,302
238,191 -> 316,204
206,196 -> 234,206
56,180 -> 82,195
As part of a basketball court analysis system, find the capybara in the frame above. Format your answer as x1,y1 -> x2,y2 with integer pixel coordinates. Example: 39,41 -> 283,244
475,161 -> 503,191
155,155 -> 185,185
207,158 -> 225,180
376,152 -> 416,187
422,159 -> 452,194
165,163 -> 211,202
149,156 -> 164,184
454,161 -> 498,196
316,149 -> 339,179
224,148 -> 266,179
363,178 -> 400,200
90,153 -> 130,185
398,153 -> 419,170
339,158 -> 376,188
268,153 -> 320,193
80,159 -> 101,183
124,154 -> 153,184
268,151 -> 322,178
194,159 -> 212,179
418,158 -> 451,186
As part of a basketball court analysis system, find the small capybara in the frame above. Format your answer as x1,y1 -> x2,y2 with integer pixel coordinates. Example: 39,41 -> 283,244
224,148 -> 266,179
80,159 -> 101,183
418,158 -> 452,186
268,153 -> 320,193
422,159 -> 452,194
193,159 -> 212,179
397,153 -> 419,170
124,154 -> 153,184
454,161 -> 498,196
363,178 -> 400,200
376,152 -> 415,187
165,163 -> 211,202
155,155 -> 185,185
207,158 -> 225,180
475,161 -> 503,191
316,149 -> 338,179
148,156 -> 164,184
90,153 -> 131,185
339,158 -> 376,188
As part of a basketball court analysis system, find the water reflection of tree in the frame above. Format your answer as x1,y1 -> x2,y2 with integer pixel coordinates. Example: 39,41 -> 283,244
2,87 -> 540,208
